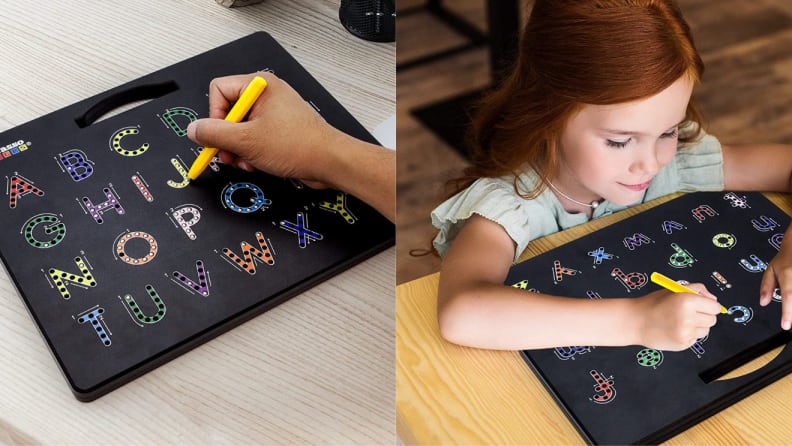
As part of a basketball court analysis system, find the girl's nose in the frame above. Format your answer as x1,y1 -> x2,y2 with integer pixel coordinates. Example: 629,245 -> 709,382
629,147 -> 661,176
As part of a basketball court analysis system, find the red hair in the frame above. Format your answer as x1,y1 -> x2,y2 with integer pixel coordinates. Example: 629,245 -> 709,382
455,0 -> 705,198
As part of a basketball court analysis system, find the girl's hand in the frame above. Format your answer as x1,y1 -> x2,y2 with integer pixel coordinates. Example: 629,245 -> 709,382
634,283 -> 721,351
759,235 -> 792,329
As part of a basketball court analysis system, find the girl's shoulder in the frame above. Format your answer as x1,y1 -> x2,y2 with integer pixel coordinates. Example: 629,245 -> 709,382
646,133 -> 725,200
431,171 -> 561,260
435,170 -> 549,215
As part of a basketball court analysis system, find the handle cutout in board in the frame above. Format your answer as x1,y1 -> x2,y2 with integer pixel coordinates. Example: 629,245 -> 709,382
74,81 -> 179,128
700,331 -> 792,383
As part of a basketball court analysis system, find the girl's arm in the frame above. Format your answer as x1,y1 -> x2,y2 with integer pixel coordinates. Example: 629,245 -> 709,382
725,143 -> 792,329
722,143 -> 792,192
437,214 -> 721,351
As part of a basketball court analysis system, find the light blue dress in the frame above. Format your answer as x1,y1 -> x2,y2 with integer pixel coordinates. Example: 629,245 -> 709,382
431,134 -> 725,261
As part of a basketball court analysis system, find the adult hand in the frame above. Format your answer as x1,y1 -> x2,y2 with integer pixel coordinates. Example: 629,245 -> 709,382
187,72 -> 338,189
187,72 -> 395,222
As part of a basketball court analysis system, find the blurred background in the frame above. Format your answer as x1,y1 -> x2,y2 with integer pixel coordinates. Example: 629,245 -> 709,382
396,0 -> 792,284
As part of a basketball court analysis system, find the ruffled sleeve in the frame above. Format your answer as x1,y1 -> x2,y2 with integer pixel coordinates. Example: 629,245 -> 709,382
645,133 -> 725,201
431,177 -> 559,261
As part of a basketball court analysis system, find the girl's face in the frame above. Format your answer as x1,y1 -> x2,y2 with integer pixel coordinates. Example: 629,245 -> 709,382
556,76 -> 694,209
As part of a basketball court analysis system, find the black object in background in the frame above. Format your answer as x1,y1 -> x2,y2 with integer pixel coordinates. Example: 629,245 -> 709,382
339,0 -> 395,42
403,0 -> 520,159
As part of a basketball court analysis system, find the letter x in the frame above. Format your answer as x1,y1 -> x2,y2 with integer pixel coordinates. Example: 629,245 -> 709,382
279,212 -> 323,248
587,247 -> 614,265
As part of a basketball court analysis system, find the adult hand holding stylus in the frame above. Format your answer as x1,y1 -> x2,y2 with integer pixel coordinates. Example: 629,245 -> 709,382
186,72 -> 395,222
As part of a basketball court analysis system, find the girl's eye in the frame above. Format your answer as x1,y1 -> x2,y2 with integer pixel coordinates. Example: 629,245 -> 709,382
661,128 -> 678,139
606,138 -> 630,149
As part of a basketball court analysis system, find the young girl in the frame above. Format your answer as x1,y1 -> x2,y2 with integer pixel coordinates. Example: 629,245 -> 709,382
432,0 -> 792,352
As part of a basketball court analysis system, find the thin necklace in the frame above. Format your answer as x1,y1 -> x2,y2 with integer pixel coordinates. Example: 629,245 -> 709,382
547,181 -> 601,209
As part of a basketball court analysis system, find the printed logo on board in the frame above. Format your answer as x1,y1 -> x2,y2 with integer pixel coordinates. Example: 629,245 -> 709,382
0,139 -> 31,160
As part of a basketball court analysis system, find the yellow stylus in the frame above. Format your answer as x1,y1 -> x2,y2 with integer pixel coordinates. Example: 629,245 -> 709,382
650,272 -> 728,314
188,75 -> 268,180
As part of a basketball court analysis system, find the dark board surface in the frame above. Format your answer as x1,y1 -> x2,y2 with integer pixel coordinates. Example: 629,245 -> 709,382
507,192 -> 789,444
0,32 -> 393,401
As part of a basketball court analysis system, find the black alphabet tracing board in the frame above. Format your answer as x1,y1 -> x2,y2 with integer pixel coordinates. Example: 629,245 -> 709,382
506,192 -> 790,444
0,32 -> 393,401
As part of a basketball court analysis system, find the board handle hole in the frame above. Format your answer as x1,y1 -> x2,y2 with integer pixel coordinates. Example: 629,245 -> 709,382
75,81 -> 179,128
700,331 -> 792,383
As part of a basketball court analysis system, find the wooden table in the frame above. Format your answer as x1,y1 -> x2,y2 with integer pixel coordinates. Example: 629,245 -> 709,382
397,192 -> 792,444
0,1 -> 394,444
